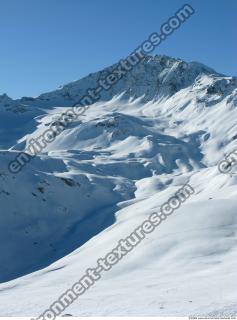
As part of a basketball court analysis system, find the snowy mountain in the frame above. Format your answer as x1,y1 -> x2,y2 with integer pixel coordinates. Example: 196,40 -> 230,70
0,55 -> 237,316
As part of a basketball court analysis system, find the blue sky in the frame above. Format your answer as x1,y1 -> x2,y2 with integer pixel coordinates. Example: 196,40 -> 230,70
0,0 -> 236,98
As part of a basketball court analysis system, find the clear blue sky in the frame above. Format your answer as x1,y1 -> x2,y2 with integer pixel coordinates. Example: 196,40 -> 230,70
0,0 -> 236,98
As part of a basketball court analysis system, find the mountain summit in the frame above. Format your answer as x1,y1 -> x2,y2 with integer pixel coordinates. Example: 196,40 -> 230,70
1,55 -> 235,110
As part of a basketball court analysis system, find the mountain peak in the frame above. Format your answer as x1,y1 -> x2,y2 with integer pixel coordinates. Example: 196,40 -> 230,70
32,55 -> 225,109
0,55 -> 233,112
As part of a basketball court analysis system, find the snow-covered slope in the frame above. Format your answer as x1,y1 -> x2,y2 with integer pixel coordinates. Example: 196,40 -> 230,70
0,55 -> 237,316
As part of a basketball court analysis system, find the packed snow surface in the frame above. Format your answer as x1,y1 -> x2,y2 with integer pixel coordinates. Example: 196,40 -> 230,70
0,55 -> 236,316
